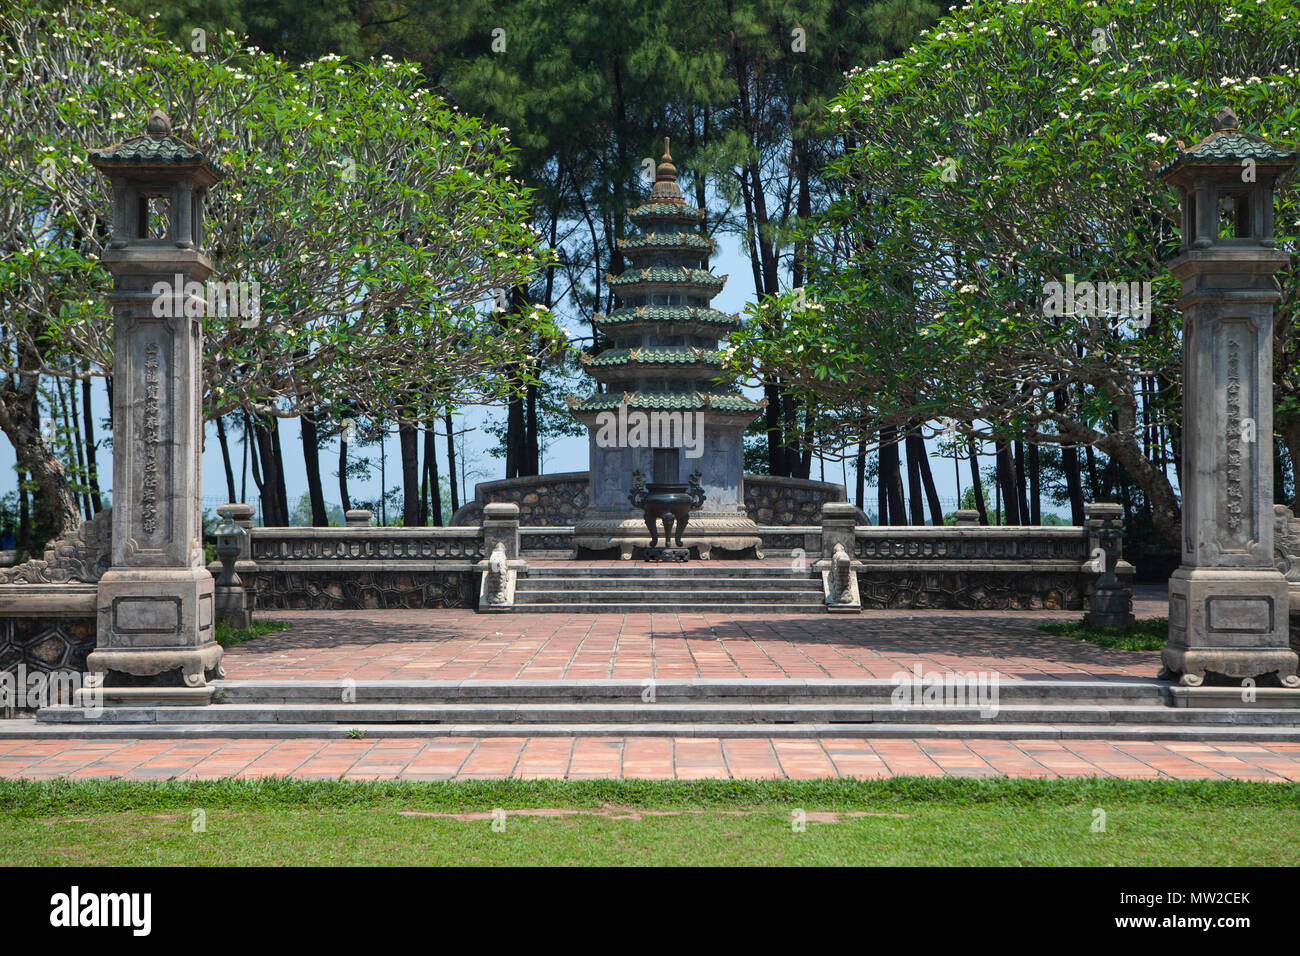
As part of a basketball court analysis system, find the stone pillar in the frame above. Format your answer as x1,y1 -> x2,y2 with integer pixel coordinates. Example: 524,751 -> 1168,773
1084,503 -> 1133,629
816,503 -> 861,612
1158,107 -> 1299,687
952,509 -> 980,527
819,502 -> 858,560
481,502 -> 522,560
477,502 -> 527,612
86,111 -> 226,698
345,509 -> 374,528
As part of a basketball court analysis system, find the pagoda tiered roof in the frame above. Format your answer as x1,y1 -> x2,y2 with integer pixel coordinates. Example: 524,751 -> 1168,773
594,305 -> 738,328
606,266 -> 725,292
569,137 -> 761,427
580,346 -> 723,369
568,390 -> 764,414
617,231 -> 714,253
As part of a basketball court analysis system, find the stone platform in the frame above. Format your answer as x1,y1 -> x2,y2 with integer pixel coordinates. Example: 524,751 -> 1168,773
9,584 -> 1300,743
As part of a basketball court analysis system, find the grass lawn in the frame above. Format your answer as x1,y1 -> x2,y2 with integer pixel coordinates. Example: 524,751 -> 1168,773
2,776 -> 1297,866
1039,616 -> 1168,651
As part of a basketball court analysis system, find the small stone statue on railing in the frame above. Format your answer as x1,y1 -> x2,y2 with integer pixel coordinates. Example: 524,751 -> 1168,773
486,541 -> 509,606
831,542 -> 853,605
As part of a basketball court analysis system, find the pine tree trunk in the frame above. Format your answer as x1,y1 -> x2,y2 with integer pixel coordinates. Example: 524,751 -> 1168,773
445,410 -> 459,513
1014,439 -> 1031,525
1028,442 -> 1041,525
912,431 -> 944,525
854,438 -> 866,512
524,380 -> 539,477
995,440 -> 1021,525
215,414 -> 237,503
399,419 -> 420,527
425,420 -> 442,526
300,413 -> 328,526
338,429 -> 351,513
81,373 -> 103,514
967,437 -> 989,525
879,426 -> 906,524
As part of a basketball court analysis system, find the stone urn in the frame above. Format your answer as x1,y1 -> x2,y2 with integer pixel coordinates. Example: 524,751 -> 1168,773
630,470 -> 706,559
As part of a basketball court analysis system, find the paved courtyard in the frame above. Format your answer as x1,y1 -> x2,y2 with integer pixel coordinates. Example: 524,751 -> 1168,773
221,585 -> 1167,683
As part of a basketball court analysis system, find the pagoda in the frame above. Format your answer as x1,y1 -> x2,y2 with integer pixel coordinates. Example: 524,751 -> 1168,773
570,139 -> 764,558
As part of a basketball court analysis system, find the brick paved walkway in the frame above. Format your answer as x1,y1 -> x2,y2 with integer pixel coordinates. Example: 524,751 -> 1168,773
224,585 -> 1168,683
3,736 -> 1298,781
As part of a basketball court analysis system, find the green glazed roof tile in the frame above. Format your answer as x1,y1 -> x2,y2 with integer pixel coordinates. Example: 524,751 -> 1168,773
581,347 -> 722,368
1158,117 -> 1298,177
627,201 -> 705,220
595,306 -> 738,326
607,266 -> 725,289
569,391 -> 763,413
618,232 -> 714,252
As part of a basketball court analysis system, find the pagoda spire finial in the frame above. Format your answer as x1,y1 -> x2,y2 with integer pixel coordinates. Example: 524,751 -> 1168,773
651,134 -> 681,201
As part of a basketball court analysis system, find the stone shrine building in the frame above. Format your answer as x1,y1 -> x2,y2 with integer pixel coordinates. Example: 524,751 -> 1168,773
569,140 -> 764,558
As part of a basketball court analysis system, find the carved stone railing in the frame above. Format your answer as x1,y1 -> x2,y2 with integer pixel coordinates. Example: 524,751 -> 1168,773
850,523 -> 1105,610
249,527 -> 485,564
239,525 -> 489,610
853,527 -> 1089,564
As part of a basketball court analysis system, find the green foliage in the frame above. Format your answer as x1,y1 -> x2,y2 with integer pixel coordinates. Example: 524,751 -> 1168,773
1,1 -> 560,430
730,0 -> 1300,540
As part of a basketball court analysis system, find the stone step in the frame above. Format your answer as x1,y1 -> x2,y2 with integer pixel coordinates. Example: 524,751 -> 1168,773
515,576 -> 824,592
34,701 -> 1300,726
13,719 -> 1300,742
505,602 -> 831,613
208,678 -> 1173,706
515,589 -> 826,605
523,566 -> 817,579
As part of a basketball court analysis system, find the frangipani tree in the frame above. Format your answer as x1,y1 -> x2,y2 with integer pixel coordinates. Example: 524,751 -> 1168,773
0,1 -> 559,535
730,0 -> 1300,543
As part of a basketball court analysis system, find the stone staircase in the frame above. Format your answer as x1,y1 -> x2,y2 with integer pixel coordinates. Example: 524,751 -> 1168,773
22,678 -> 1300,740
510,564 -> 828,613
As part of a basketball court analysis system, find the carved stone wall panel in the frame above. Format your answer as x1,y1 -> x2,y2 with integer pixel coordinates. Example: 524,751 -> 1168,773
857,570 -> 1085,610
0,615 -> 96,715
247,570 -> 477,610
